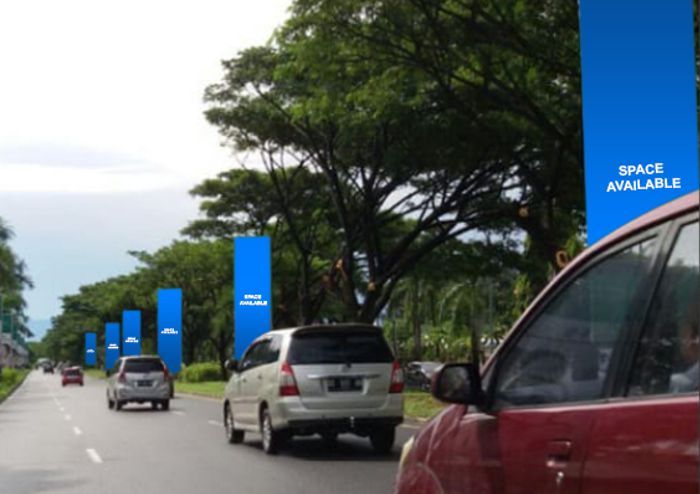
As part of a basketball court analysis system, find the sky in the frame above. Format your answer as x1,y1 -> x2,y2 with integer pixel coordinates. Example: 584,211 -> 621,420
0,0 -> 292,338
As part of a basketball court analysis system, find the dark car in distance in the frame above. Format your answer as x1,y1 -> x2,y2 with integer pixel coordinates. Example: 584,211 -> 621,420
404,361 -> 441,391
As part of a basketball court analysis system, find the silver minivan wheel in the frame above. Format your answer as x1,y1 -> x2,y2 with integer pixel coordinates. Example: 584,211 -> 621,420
260,408 -> 281,455
225,404 -> 244,444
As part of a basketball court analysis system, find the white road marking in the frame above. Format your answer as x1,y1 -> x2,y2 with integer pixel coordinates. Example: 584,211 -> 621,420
208,420 -> 223,427
59,407 -> 65,412
171,410 -> 186,416
86,448 -> 103,464
64,414 -> 71,421
73,427 -> 82,436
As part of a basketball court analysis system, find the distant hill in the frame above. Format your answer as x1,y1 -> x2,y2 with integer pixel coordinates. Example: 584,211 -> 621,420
27,319 -> 51,341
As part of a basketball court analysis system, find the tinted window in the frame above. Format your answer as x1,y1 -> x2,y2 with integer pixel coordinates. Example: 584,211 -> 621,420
264,335 -> 281,364
629,221 -> 699,396
288,330 -> 393,364
493,237 -> 657,408
124,359 -> 164,373
239,341 -> 269,371
65,368 -> 81,375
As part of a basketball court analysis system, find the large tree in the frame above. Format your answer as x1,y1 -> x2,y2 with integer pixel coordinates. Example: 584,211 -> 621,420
281,0 -> 585,289
199,6 -> 521,322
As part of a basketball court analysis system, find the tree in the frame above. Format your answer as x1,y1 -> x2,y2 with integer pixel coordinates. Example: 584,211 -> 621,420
281,0 -> 585,291
130,240 -> 233,366
185,168 -> 338,326
386,238 -> 520,362
0,217 -> 33,345
202,10 -> 518,322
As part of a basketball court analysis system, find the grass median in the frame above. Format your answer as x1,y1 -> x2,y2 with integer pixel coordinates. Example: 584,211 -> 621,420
86,368 -> 448,420
84,368 -> 107,380
175,381 -> 446,420
0,368 -> 30,404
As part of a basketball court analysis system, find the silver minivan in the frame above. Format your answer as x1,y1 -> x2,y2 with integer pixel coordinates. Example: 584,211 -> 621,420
106,356 -> 171,411
223,324 -> 404,454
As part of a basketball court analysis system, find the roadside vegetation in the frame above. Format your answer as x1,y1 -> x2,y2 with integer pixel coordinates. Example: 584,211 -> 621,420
36,1 -> 588,416
173,379 -> 444,420
84,368 -> 106,380
0,217 -> 33,347
0,368 -> 29,403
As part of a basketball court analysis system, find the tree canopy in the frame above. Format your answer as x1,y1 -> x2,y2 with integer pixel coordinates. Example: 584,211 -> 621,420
40,0 -> 588,367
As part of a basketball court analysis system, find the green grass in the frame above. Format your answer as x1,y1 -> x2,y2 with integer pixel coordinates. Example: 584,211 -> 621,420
84,368 -> 107,380
404,390 -> 446,420
0,369 -> 29,403
174,380 -> 446,420
175,380 -> 225,398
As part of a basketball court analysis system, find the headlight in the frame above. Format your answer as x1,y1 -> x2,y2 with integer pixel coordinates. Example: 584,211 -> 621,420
398,435 -> 415,470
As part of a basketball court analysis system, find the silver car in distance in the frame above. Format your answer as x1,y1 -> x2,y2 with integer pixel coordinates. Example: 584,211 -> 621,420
106,356 -> 172,411
223,324 -> 404,455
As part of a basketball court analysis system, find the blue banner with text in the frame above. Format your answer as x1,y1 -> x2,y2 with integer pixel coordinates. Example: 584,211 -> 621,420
234,237 -> 272,359
84,332 -> 96,367
105,323 -> 120,370
122,310 -> 141,356
579,0 -> 699,243
157,288 -> 182,373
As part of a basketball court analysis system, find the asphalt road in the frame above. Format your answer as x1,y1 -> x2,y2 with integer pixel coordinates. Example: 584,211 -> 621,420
0,371 -> 417,494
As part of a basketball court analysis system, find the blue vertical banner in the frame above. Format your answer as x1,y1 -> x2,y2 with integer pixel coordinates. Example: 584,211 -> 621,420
84,332 -> 96,367
157,288 -> 182,373
122,310 -> 142,356
234,236 -> 272,359
105,322 -> 120,370
579,0 -> 699,244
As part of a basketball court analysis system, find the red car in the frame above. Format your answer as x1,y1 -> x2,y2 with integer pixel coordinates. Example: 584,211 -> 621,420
396,191 -> 699,494
61,366 -> 84,387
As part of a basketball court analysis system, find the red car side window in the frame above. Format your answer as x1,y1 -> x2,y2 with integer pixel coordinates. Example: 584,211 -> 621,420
628,220 -> 699,396
493,237 -> 657,409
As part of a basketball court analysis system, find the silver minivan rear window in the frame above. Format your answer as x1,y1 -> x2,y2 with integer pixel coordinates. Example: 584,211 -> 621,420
288,330 -> 393,364
124,359 -> 164,373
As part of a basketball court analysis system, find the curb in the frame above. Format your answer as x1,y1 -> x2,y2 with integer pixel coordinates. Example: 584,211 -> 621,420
402,417 -> 429,429
0,370 -> 30,407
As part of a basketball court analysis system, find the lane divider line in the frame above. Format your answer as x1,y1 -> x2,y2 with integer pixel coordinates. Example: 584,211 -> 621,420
73,427 -> 82,436
64,414 -> 71,421
86,448 -> 103,464
171,410 -> 186,416
207,420 -> 223,427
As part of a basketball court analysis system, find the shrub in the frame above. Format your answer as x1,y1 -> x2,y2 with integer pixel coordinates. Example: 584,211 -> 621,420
0,368 -> 21,385
179,362 -> 222,382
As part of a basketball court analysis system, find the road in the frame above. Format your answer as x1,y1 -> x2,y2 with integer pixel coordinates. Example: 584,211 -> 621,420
0,371 -> 417,494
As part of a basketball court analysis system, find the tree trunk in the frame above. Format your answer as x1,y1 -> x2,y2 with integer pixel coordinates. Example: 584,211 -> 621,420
470,325 -> 481,367
411,286 -> 422,361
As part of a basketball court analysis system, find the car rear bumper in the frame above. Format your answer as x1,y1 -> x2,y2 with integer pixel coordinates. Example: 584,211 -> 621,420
271,394 -> 403,431
286,416 -> 403,435
116,384 -> 170,401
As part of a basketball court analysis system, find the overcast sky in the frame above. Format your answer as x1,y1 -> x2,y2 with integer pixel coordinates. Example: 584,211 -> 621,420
0,1 -> 292,334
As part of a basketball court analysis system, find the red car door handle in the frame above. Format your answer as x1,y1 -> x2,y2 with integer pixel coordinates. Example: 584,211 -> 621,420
547,440 -> 572,466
